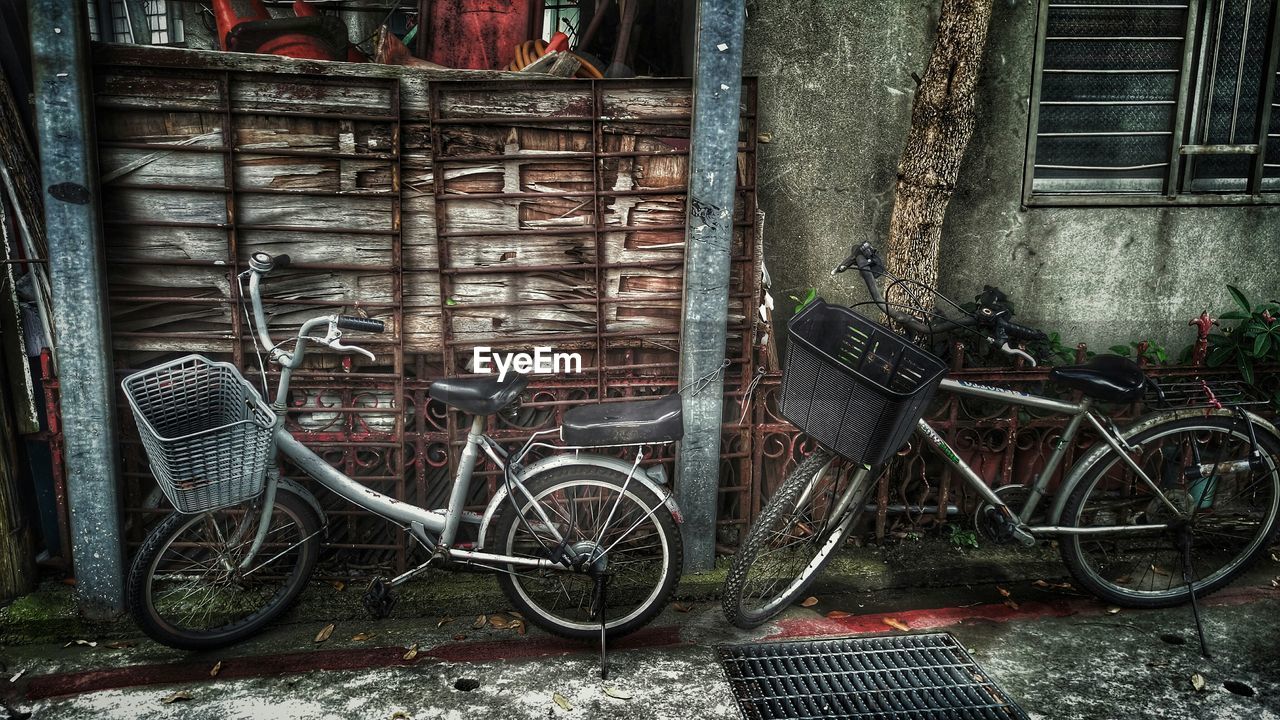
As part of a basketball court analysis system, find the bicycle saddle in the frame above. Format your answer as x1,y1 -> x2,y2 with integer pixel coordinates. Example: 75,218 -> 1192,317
561,394 -> 684,446
429,373 -> 528,415
1048,354 -> 1146,403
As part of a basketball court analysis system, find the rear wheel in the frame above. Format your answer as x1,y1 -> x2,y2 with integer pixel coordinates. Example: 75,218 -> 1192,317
127,485 -> 321,650
492,466 -> 682,640
722,449 -> 873,629
1060,416 -> 1280,608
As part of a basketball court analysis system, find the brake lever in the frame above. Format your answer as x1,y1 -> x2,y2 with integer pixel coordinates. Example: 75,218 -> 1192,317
322,322 -> 376,362
999,342 -> 1037,368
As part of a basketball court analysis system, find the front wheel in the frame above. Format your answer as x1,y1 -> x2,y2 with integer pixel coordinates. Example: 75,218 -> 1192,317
127,484 -> 322,650
1059,415 -> 1280,608
492,466 -> 682,640
722,448 -> 872,629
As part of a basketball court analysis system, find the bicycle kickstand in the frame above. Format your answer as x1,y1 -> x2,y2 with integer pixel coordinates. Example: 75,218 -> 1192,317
1177,529 -> 1212,659
593,572 -> 611,680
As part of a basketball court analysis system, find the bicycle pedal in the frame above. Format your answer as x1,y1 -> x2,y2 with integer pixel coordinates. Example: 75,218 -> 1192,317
362,578 -> 397,620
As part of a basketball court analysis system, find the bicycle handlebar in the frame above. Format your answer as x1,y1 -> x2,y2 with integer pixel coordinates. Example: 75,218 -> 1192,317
243,251 -> 382,368
834,242 -> 1046,366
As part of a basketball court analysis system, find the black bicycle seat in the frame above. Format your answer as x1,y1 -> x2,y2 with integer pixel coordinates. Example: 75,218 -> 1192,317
561,394 -> 684,446
429,374 -> 527,415
1049,354 -> 1146,403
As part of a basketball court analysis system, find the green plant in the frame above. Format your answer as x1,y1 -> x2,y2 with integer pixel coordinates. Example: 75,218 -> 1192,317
788,288 -> 817,313
1105,339 -> 1168,365
948,525 -> 979,549
1206,285 -> 1280,385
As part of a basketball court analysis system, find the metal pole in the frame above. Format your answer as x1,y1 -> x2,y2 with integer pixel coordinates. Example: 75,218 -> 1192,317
29,0 -> 126,618
674,0 -> 745,572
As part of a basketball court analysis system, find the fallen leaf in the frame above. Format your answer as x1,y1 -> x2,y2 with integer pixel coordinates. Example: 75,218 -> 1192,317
1191,673 -> 1206,692
63,639 -> 97,648
105,641 -> 135,649
351,632 -> 374,642
603,685 -> 633,700
1113,575 -> 1132,585
1032,580 -> 1049,588
882,617 -> 910,632
1106,607 -> 1121,615
1151,564 -> 1170,577
471,614 -> 487,629
453,634 -> 466,641
209,661 -> 222,677
996,586 -> 1011,598
315,623 -> 335,643
403,643 -> 419,661
553,692 -> 573,711
330,580 -> 346,592
826,610 -> 852,619
800,596 -> 819,607
510,611 -> 524,619
672,602 -> 692,613
436,617 -> 454,629
1003,598 -> 1020,610
513,619 -> 527,636
162,690 -> 192,704
489,615 -> 511,629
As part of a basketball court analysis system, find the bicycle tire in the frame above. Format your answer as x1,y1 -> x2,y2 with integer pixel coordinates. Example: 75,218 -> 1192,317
1059,415 -> 1280,608
722,449 -> 870,629
492,466 -> 682,640
127,485 -> 321,650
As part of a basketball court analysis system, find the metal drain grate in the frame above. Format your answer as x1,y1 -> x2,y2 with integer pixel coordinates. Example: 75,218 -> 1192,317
718,633 -> 1029,720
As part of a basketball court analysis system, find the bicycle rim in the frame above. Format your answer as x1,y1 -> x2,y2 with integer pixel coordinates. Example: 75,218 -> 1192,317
1064,419 -> 1280,603
142,497 -> 313,640
733,452 -> 866,622
501,474 -> 675,634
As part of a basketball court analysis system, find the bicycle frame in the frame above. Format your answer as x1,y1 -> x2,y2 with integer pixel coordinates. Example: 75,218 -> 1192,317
235,264 -> 683,586
916,378 -> 1186,537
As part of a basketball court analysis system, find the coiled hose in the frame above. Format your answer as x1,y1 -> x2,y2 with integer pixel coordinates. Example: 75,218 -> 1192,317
506,39 -> 604,79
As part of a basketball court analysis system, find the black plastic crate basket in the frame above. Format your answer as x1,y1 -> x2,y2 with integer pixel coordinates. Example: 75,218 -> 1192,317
780,299 -> 947,465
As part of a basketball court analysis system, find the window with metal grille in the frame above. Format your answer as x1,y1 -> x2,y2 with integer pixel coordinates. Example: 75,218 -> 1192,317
87,0 -> 100,41
105,0 -> 184,45
1025,0 -> 1280,205
542,0 -> 581,44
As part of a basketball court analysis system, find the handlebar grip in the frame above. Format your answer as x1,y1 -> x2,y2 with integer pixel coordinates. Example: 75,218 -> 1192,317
337,315 -> 385,333
1002,319 -> 1047,342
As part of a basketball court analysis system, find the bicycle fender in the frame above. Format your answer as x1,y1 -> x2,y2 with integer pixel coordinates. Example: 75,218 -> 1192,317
1048,408 -> 1280,524
476,452 -> 683,551
277,476 -> 328,535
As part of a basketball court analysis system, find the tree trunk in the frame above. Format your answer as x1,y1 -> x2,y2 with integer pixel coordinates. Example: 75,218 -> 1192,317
885,0 -> 994,301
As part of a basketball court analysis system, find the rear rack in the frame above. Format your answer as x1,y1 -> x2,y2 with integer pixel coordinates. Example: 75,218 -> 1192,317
1145,378 -> 1270,410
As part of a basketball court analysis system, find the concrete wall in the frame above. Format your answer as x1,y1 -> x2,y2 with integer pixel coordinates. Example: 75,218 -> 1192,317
744,0 -> 1280,354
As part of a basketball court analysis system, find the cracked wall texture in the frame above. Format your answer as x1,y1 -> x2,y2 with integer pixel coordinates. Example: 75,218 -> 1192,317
744,0 -> 1279,352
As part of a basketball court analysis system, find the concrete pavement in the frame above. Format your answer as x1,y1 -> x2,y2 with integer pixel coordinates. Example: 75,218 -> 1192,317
2,547 -> 1278,720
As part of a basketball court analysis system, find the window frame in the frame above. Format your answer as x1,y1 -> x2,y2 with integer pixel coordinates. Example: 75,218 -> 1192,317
1022,0 -> 1280,207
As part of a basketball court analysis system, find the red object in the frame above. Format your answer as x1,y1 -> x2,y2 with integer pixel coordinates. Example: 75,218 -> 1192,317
211,0 -> 349,61
211,0 -> 271,49
545,31 -> 569,52
422,0 -> 536,70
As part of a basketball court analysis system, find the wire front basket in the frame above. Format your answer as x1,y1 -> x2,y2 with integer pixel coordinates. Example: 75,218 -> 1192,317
122,355 -> 276,514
